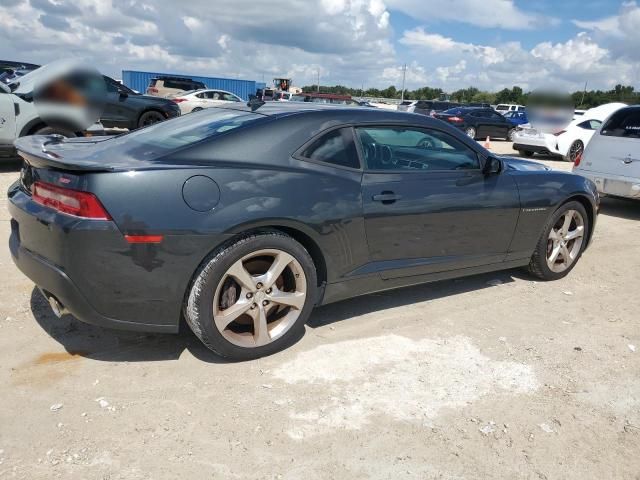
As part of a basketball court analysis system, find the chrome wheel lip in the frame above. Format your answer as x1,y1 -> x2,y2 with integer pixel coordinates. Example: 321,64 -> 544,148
465,127 -> 476,138
213,249 -> 307,348
546,209 -> 585,273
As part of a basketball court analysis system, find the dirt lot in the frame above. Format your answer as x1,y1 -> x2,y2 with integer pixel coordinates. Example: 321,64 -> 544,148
1,141 -> 639,479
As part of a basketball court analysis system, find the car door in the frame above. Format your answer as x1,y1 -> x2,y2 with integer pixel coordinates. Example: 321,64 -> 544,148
468,110 -> 489,137
0,92 -> 17,147
488,110 -> 511,138
358,125 -> 521,279
101,77 -> 137,128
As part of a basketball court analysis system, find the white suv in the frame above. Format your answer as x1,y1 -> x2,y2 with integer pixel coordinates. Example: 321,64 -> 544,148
0,63 -> 103,160
495,104 -> 525,114
573,105 -> 640,200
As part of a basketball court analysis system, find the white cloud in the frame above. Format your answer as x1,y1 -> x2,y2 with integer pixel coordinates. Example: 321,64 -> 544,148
573,1 -> 640,62
386,0 -> 558,30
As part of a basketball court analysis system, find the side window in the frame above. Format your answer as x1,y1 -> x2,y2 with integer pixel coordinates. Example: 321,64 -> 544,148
222,93 -> 240,102
601,109 -> 640,138
196,92 -> 206,99
299,128 -> 360,169
490,112 -> 505,120
356,127 -> 480,172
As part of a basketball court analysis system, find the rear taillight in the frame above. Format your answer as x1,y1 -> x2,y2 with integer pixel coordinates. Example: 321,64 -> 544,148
32,181 -> 111,220
148,87 -> 159,93
172,98 -> 187,103
448,116 -> 463,123
574,152 -> 582,167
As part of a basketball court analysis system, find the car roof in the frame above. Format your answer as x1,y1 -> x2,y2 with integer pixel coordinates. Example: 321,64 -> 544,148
208,102 -> 455,126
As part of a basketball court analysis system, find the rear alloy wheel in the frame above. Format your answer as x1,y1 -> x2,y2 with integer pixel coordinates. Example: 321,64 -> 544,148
465,127 -> 476,139
137,110 -> 165,128
566,140 -> 584,163
528,201 -> 589,280
185,232 -> 317,360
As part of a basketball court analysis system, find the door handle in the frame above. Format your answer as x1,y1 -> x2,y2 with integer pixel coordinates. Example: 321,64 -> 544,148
372,191 -> 402,204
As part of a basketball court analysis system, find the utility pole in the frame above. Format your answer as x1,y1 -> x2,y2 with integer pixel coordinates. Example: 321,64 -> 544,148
579,81 -> 588,108
400,64 -> 407,102
317,69 -> 320,93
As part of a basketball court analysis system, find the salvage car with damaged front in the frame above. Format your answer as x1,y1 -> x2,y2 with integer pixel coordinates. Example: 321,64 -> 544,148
8,103 -> 599,360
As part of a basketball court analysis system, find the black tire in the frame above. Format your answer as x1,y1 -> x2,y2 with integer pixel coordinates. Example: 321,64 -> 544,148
32,126 -> 76,138
184,232 -> 317,360
519,150 -> 534,158
527,200 -> 589,281
137,110 -> 165,128
191,107 -> 203,113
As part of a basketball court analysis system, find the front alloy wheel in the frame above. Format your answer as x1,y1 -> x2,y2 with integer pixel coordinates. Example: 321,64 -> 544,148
567,140 -> 584,163
527,201 -> 589,280
546,209 -> 585,273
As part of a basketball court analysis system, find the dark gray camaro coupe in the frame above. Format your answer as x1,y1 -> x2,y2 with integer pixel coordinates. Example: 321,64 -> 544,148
8,103 -> 598,359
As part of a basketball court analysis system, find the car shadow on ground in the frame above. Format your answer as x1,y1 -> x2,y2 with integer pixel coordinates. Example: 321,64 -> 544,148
599,196 -> 640,221
30,270 -> 519,363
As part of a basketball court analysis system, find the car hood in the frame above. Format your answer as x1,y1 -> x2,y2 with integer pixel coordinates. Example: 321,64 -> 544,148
500,156 -> 551,171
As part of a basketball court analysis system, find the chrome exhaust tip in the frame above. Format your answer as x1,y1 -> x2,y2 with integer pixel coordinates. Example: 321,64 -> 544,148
39,288 -> 69,318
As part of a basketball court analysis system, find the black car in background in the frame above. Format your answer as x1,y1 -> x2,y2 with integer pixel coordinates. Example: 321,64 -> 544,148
9,103 -> 598,360
102,75 -> 180,129
435,107 -> 515,140
398,100 -> 459,116
0,60 -> 39,84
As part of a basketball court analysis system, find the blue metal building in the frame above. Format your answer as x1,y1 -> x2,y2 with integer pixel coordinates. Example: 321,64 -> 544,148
122,70 -> 258,100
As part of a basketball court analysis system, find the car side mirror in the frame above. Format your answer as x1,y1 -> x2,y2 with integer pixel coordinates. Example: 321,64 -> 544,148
119,90 -> 128,98
483,156 -> 502,175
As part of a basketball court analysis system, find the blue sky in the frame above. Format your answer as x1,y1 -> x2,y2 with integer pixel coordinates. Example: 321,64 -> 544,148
0,0 -> 638,91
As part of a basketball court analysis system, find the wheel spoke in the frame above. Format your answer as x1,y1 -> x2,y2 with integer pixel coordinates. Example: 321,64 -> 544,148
215,299 -> 252,331
250,307 -> 271,346
262,252 -> 294,289
548,243 -> 561,265
564,225 -> 584,241
560,212 -> 574,236
226,260 -> 256,291
269,289 -> 306,310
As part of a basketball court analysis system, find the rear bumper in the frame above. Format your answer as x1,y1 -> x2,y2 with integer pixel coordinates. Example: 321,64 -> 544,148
8,182 -> 182,333
512,143 -> 554,155
9,229 -> 177,333
575,170 -> 640,199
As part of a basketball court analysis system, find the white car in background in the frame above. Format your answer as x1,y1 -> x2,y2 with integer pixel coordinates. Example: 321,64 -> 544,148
512,103 -> 626,161
573,105 -> 640,200
170,89 -> 243,114
495,104 -> 525,114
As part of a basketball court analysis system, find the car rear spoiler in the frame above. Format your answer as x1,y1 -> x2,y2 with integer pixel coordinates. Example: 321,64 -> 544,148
14,135 -> 116,172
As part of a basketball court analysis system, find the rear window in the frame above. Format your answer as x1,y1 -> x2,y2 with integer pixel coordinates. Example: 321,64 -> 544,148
601,109 -> 640,139
107,109 -> 262,157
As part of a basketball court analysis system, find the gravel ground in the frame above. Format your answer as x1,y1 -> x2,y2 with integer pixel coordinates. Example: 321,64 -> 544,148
0,141 -> 639,479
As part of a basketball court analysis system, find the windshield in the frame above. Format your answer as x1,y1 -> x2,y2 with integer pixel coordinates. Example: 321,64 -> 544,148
106,108 -> 264,157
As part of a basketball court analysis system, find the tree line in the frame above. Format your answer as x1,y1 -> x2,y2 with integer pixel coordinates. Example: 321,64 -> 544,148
300,84 -> 639,109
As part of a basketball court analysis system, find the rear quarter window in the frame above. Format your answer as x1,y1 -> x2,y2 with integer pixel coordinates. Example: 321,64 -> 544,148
601,109 -> 640,139
299,128 -> 360,169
